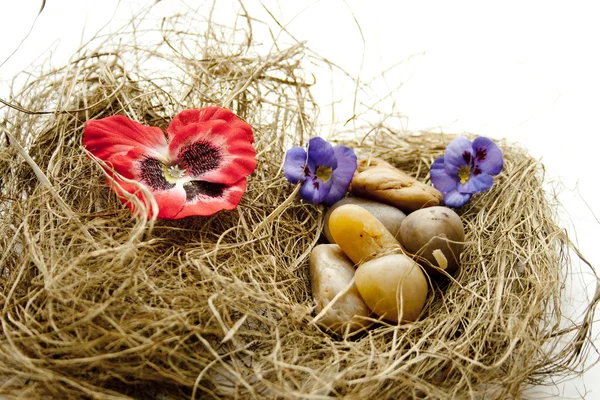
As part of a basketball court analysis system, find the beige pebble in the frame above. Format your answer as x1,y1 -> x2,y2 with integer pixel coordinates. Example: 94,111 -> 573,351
309,244 -> 371,334
350,158 -> 442,212
354,253 -> 428,323
323,197 -> 406,244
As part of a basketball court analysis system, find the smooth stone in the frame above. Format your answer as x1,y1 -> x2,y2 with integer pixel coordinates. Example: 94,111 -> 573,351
323,197 -> 406,244
327,204 -> 402,265
350,157 -> 442,212
354,253 -> 428,323
399,206 -> 465,278
309,244 -> 371,334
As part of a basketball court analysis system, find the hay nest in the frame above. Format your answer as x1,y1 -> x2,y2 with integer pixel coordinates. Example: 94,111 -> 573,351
0,5 -> 598,399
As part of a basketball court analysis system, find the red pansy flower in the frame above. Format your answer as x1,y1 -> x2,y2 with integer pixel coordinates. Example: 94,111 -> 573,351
83,107 -> 256,219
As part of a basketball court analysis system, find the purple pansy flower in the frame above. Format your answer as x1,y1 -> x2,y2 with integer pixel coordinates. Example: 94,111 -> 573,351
430,137 -> 504,208
283,137 -> 357,206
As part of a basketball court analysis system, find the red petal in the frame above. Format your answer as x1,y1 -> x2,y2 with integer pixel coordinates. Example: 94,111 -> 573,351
168,120 -> 256,184
153,188 -> 187,219
166,107 -> 253,142
174,178 -> 246,218
83,116 -> 169,173
104,154 -> 136,179
108,176 -> 186,220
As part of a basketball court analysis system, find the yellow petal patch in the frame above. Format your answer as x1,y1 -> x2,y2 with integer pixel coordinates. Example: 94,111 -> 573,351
315,165 -> 333,183
458,165 -> 471,184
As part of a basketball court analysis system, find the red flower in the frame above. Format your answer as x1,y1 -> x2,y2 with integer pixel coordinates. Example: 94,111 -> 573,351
83,107 -> 256,219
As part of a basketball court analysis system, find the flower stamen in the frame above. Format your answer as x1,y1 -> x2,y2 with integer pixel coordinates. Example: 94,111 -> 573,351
458,165 -> 471,184
164,164 -> 187,182
315,165 -> 333,183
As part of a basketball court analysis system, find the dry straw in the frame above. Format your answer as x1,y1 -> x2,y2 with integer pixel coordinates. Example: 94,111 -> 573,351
0,4 -> 598,399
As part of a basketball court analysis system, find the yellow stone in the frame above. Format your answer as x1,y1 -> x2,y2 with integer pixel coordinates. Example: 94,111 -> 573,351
323,197 -> 406,244
354,254 -> 428,323
327,204 -> 402,265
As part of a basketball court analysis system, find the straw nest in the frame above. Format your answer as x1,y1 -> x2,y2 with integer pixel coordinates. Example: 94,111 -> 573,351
0,4 -> 598,399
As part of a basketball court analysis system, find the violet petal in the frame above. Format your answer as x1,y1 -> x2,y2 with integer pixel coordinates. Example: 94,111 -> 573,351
323,145 -> 357,206
307,137 -> 338,172
472,136 -> 504,175
430,156 -> 458,193
300,178 -> 332,204
283,146 -> 308,184
444,137 -> 473,176
443,190 -> 472,208
457,173 -> 494,194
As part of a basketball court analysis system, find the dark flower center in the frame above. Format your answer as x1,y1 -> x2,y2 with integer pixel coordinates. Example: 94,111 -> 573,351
179,141 -> 222,177
139,157 -> 227,201
462,151 -> 472,165
303,165 -> 311,177
139,157 -> 175,191
475,148 -> 487,161
183,180 -> 227,201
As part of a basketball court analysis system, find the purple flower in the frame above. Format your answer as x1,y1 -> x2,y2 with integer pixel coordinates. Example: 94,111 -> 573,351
283,137 -> 357,206
430,137 -> 503,208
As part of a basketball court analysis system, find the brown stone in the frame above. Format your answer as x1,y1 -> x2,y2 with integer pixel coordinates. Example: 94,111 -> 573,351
399,206 -> 465,278
350,158 -> 442,212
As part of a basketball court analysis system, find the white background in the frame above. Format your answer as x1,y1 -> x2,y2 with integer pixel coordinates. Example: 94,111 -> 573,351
1,0 -> 598,398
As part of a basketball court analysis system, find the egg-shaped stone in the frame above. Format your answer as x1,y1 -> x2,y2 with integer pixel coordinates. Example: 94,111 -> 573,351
323,197 -> 406,244
327,204 -> 402,265
354,253 -> 428,323
399,206 -> 465,278
309,244 -> 371,334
